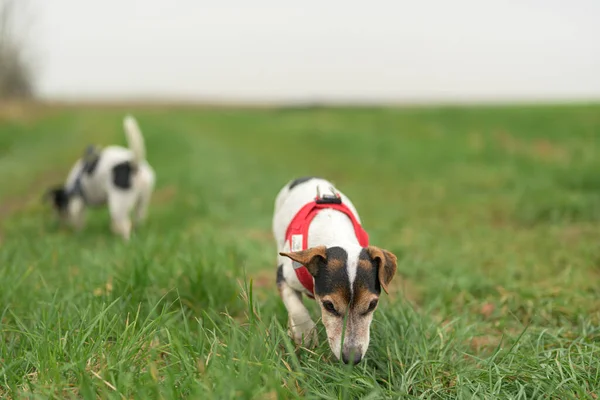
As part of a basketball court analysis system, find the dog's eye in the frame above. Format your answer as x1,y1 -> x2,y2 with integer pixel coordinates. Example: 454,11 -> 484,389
322,301 -> 340,316
364,299 -> 379,314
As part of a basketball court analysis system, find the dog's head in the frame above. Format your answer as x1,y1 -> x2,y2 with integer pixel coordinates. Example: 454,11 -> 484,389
280,245 -> 397,364
46,186 -> 70,217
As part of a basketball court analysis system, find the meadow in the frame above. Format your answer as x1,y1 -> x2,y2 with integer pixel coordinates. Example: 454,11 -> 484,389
0,103 -> 599,399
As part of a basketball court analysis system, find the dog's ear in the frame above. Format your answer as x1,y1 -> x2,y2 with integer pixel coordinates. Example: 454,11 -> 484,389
366,246 -> 397,294
44,186 -> 69,210
279,246 -> 327,277
44,186 -> 61,203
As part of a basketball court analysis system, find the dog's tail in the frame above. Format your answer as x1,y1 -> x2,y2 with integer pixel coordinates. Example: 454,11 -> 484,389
123,115 -> 146,166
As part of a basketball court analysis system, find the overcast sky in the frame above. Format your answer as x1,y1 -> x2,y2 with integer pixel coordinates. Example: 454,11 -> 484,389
27,0 -> 600,103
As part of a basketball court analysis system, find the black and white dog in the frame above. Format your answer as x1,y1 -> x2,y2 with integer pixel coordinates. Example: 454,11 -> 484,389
273,177 -> 397,364
47,116 -> 155,240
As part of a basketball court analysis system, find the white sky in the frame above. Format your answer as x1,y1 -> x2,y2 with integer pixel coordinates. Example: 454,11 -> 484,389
27,0 -> 600,102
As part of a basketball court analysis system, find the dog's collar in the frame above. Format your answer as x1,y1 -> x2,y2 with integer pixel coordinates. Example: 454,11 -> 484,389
284,195 -> 369,298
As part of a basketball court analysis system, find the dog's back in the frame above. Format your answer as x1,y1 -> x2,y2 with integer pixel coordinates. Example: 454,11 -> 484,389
272,177 -> 361,249
62,115 -> 154,205
75,146 -> 151,204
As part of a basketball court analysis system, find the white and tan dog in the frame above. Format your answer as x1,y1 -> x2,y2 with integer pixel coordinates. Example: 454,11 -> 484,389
273,177 -> 397,364
47,115 -> 155,240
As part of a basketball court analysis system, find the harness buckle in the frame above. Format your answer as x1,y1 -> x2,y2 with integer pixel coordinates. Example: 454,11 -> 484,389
315,186 -> 342,204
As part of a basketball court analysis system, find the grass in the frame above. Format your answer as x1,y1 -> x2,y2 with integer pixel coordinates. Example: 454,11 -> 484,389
1,102 -> 600,399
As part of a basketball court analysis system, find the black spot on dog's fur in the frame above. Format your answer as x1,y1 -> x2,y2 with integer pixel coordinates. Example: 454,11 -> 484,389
49,187 -> 70,212
289,176 -> 319,190
356,249 -> 382,295
112,161 -> 134,189
313,246 -> 351,302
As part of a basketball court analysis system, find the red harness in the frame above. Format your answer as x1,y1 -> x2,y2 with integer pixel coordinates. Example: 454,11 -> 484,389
284,199 -> 369,298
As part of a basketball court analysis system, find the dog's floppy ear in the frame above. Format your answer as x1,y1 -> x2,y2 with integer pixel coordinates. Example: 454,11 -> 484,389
44,186 -> 61,203
279,245 -> 327,277
366,246 -> 397,294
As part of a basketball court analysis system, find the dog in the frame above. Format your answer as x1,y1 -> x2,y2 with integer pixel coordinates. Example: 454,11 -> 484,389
273,177 -> 397,364
47,115 -> 155,240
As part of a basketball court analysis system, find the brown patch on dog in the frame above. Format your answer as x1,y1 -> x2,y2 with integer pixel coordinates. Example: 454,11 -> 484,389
365,246 -> 397,294
352,286 -> 378,314
327,257 -> 345,271
358,250 -> 417,303
357,258 -> 372,272
280,246 -> 327,276
322,292 -> 350,315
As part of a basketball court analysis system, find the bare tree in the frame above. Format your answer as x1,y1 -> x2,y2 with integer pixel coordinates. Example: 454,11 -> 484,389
0,0 -> 34,98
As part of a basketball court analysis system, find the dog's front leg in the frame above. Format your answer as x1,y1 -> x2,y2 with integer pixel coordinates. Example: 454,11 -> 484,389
108,192 -> 134,241
277,277 -> 318,348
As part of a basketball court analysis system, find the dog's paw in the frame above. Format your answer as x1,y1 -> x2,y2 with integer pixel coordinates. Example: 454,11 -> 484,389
289,319 -> 318,348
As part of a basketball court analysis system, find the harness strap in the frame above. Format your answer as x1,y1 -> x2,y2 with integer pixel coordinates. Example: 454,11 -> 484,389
285,199 -> 369,298
67,145 -> 101,204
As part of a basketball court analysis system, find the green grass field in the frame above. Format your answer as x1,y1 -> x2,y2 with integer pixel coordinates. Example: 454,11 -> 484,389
1,103 -> 600,399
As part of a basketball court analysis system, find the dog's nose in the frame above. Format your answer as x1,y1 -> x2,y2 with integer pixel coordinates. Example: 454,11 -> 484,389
341,347 -> 362,365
